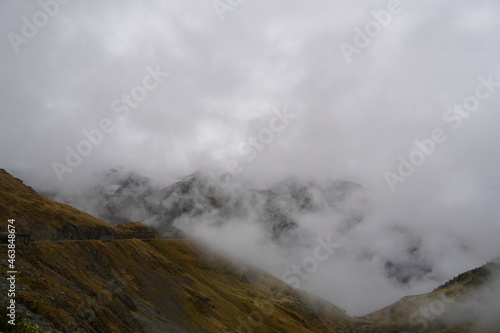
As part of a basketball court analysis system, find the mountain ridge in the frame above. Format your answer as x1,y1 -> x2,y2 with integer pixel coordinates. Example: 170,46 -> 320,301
1,169 -> 498,332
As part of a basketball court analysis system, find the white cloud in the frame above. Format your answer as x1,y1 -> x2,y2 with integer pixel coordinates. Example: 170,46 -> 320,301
1,0 -> 500,318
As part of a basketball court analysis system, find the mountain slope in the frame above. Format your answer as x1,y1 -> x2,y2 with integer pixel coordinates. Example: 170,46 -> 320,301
362,258 -> 500,332
0,169 -> 377,332
1,169 -> 497,332
0,169 -> 120,241
4,239 -> 360,332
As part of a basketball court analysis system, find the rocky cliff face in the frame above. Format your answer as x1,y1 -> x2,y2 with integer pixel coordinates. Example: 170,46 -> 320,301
48,169 -> 369,240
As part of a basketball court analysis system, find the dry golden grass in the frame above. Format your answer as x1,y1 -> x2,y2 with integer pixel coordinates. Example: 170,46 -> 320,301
0,168 -> 484,332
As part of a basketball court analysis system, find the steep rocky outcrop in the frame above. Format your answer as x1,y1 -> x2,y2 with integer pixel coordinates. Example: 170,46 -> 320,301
48,169 -> 369,241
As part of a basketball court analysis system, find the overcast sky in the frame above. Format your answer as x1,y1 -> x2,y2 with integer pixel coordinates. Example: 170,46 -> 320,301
1,0 -> 500,315
1,0 -> 500,191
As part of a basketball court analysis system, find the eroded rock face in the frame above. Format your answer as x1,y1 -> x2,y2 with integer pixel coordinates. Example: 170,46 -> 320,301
48,170 -> 369,241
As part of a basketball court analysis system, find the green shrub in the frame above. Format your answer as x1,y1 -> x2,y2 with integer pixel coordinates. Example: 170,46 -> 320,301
0,308 -> 43,333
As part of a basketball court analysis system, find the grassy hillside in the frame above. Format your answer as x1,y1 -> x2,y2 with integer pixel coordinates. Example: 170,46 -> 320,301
0,169 -> 120,241
4,236 -> 437,332
0,169 -> 165,242
362,259 -> 500,333
0,168 -> 495,332
3,239 -> 337,332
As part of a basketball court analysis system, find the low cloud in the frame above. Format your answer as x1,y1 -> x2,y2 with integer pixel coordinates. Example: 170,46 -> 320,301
1,0 -> 500,319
